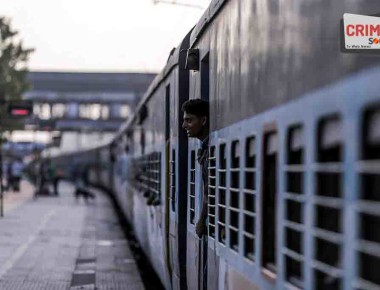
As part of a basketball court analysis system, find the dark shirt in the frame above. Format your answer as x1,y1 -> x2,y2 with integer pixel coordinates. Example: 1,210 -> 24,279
197,136 -> 209,200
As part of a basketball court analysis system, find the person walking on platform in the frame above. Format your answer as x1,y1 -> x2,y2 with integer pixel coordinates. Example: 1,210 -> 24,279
10,159 -> 23,192
36,160 -> 49,196
46,160 -> 60,196
182,99 -> 209,238
73,164 -> 95,203
6,161 -> 12,191
53,168 -> 63,196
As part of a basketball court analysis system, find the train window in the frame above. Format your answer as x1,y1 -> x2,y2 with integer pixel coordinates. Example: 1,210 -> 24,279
318,116 -> 342,162
288,126 -> 304,164
229,140 -> 240,252
315,270 -> 341,290
148,154 -> 153,197
361,107 -> 380,202
218,143 -> 227,244
136,156 -> 144,192
141,130 -> 146,155
170,149 -> 176,212
314,116 -> 343,290
261,131 -> 278,276
360,213 -> 380,244
358,106 -> 380,288
208,146 -> 216,237
316,172 -> 341,198
189,150 -> 196,224
153,152 -> 161,205
359,253 -> 380,287
284,125 -> 305,288
244,136 -> 256,261
135,152 -> 161,206
362,106 -> 380,160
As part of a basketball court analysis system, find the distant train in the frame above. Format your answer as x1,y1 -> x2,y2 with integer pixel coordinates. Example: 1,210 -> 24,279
53,0 -> 380,289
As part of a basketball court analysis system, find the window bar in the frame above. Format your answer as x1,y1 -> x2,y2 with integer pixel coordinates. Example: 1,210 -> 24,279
358,107 -> 380,288
313,116 -> 343,290
244,136 -> 256,261
208,146 -> 216,237
189,150 -> 196,224
218,143 -> 227,244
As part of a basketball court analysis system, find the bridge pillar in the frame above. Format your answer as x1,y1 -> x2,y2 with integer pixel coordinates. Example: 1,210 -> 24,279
67,102 -> 79,119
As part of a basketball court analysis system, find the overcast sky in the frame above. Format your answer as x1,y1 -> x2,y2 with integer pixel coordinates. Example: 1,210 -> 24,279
2,0 -> 209,73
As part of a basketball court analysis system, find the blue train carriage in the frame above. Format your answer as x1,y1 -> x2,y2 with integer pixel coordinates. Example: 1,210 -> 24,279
48,148 -> 98,183
110,31 -> 192,289
184,0 -> 380,290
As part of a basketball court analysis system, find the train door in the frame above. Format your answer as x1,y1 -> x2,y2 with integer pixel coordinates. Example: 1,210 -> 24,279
166,67 -> 190,289
198,53 -> 210,290
165,84 -> 176,289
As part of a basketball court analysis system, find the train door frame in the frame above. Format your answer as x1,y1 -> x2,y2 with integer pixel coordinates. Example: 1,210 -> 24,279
167,43 -> 191,290
165,84 -> 173,288
199,52 -> 210,290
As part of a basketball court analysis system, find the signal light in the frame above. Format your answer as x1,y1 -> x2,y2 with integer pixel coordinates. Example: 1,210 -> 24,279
10,109 -> 30,116
7,101 -> 33,118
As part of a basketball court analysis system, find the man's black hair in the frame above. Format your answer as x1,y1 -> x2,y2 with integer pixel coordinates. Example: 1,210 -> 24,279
181,99 -> 209,117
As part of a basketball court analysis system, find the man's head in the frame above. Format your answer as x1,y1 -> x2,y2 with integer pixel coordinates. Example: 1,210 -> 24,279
182,99 -> 209,140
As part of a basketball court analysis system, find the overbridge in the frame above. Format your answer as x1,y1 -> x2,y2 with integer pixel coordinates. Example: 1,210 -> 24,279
24,71 -> 155,131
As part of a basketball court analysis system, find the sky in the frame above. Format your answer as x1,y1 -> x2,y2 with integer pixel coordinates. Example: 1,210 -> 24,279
2,0 -> 209,142
2,0 -> 209,73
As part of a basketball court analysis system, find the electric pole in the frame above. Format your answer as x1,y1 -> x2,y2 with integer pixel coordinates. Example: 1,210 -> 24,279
152,0 -> 205,9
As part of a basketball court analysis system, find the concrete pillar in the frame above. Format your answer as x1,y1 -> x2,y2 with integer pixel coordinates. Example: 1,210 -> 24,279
67,102 -> 79,119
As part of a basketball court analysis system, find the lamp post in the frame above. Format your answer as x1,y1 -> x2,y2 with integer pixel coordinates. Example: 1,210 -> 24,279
0,91 -> 5,217
0,132 -> 4,217
0,99 -> 34,217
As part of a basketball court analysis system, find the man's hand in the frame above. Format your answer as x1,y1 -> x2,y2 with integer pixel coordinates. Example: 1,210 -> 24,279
195,220 -> 207,238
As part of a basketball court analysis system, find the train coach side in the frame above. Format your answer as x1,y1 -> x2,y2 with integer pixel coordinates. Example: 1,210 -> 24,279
109,31 -> 192,290
185,0 -> 380,290
47,1 -> 380,289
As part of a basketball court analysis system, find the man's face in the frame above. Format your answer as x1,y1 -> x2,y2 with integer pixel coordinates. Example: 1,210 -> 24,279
182,112 -> 206,138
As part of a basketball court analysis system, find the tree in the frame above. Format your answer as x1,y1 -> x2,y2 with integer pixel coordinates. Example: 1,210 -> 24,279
0,17 -> 34,100
0,17 -> 34,131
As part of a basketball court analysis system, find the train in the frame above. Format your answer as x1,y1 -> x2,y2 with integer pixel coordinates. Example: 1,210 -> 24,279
52,0 -> 380,289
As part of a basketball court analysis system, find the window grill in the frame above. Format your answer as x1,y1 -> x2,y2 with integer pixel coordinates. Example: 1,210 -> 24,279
208,146 -> 216,237
170,149 -> 176,212
244,136 -> 256,261
134,155 -> 148,192
133,153 -> 161,204
314,116 -> 343,290
357,107 -> 380,289
189,150 -> 196,225
218,143 -> 227,244
229,140 -> 240,251
283,125 -> 305,288
262,131 -> 278,274
151,152 -> 161,205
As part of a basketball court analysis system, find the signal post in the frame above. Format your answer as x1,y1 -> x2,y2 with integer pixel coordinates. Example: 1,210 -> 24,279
0,99 -> 33,217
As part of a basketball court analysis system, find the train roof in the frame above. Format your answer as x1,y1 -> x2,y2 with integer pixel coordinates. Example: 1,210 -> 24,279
189,0 -> 227,47
113,29 -> 192,141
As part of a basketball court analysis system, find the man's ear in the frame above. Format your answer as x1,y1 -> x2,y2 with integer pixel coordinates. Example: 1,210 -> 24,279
201,116 -> 207,126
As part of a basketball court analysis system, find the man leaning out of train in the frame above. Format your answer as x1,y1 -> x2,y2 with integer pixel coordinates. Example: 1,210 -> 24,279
182,99 -> 209,238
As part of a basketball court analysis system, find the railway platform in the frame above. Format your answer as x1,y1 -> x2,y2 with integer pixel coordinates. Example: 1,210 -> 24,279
0,180 -> 145,290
